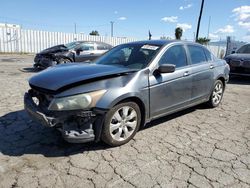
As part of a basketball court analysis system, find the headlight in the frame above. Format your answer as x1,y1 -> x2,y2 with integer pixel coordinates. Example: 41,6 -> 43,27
48,90 -> 106,111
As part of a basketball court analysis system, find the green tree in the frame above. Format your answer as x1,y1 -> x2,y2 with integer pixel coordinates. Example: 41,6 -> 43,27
89,30 -> 100,36
196,37 -> 210,45
175,27 -> 183,40
160,35 -> 167,40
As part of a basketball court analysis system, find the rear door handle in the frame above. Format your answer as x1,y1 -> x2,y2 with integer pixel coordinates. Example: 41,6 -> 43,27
183,71 -> 190,77
210,65 -> 214,69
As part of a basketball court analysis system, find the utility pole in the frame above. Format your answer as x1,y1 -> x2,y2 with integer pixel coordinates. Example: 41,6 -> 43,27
110,21 -> 114,37
196,0 -> 205,42
207,16 -> 211,39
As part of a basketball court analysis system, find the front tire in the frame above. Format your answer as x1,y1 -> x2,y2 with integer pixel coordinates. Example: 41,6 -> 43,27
102,102 -> 141,146
57,57 -> 72,64
207,80 -> 224,108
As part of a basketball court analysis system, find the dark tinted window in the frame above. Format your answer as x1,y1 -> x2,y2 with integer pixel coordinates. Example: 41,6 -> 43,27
65,42 -> 81,50
97,43 -> 112,50
159,45 -> 187,68
188,45 -> 207,64
78,43 -> 94,51
204,48 -> 212,61
97,44 -> 105,50
236,44 -> 250,54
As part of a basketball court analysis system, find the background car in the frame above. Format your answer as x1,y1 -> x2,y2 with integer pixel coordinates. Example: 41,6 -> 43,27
224,43 -> 250,76
34,41 -> 112,69
25,40 -> 230,146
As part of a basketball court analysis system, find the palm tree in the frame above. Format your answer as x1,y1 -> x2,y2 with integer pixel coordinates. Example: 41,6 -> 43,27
175,27 -> 183,40
196,37 -> 210,45
196,0 -> 205,42
89,30 -> 100,36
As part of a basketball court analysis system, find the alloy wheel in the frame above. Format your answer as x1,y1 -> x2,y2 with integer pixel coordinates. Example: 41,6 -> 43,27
212,82 -> 223,106
109,106 -> 137,142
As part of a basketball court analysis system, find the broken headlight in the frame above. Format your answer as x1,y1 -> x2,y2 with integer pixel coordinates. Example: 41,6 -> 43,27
48,90 -> 106,111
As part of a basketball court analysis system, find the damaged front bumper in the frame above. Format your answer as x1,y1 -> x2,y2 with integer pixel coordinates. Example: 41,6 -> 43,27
24,91 -> 106,143
34,55 -> 57,69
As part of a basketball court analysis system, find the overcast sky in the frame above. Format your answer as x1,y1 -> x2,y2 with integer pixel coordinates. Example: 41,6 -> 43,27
0,0 -> 250,42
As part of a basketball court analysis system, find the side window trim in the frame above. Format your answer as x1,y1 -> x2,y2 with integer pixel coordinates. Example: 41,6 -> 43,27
203,48 -> 212,62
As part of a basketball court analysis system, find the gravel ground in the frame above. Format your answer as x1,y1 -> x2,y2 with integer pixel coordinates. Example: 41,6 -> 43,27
0,54 -> 250,188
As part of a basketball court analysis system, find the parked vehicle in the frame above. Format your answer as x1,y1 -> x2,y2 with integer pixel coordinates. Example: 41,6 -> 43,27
224,43 -> 250,76
24,40 -> 230,146
33,41 -> 112,69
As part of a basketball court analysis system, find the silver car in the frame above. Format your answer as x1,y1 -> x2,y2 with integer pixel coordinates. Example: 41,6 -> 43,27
24,40 -> 230,146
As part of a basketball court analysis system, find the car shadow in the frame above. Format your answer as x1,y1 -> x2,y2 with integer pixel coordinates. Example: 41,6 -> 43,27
0,110 -> 108,157
19,67 -> 41,73
144,105 -> 198,130
0,104 -> 208,157
228,76 -> 250,85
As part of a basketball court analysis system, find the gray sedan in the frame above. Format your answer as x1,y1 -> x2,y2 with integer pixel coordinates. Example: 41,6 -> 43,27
225,43 -> 250,76
24,40 -> 230,146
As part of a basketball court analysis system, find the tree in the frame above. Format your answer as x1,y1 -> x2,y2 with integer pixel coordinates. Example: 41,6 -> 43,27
196,37 -> 210,45
160,35 -> 167,40
89,30 -> 100,36
175,27 -> 183,40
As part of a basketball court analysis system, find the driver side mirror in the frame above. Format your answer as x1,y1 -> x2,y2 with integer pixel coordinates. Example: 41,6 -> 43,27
157,64 -> 176,74
231,51 -> 235,54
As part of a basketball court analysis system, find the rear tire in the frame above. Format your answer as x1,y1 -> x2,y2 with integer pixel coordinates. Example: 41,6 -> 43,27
101,102 -> 141,146
207,80 -> 224,108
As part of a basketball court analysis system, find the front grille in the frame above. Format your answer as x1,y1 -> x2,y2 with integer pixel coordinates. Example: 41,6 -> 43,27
231,67 -> 250,74
30,88 -> 54,111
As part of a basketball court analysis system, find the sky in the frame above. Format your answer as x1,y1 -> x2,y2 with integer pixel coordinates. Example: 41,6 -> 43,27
0,0 -> 250,42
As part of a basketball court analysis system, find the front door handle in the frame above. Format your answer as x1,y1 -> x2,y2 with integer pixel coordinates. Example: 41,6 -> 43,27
210,65 -> 214,69
183,71 -> 190,77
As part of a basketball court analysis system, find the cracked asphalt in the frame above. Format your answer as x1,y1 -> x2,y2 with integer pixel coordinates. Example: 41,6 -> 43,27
0,54 -> 250,188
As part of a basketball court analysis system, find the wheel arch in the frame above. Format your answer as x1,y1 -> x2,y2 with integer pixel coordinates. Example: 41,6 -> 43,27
114,96 -> 146,129
216,76 -> 226,88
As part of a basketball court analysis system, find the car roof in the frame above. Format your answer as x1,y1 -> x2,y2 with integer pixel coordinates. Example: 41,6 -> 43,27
125,40 -> 203,47
75,41 -> 111,45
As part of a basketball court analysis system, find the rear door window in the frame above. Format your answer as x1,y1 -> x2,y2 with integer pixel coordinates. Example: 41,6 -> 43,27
187,45 -> 207,64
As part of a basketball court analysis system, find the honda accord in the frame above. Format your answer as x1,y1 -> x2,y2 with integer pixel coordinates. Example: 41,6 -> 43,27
24,40 -> 230,146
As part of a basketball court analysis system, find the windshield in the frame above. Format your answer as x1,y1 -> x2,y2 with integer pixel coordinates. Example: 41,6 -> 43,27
95,43 -> 162,69
64,42 -> 81,50
236,44 -> 250,54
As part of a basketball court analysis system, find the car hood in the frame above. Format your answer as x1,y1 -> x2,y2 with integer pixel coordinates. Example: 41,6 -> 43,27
38,44 -> 68,55
225,53 -> 250,60
29,63 -> 138,92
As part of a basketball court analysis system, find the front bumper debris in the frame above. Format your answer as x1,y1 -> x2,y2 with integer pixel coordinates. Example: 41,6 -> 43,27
24,92 -> 59,127
24,91 -> 105,143
34,55 -> 57,69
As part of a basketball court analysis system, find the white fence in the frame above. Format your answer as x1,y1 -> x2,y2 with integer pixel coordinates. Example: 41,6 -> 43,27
0,27 -> 136,53
207,45 -> 226,59
0,27 -> 226,58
